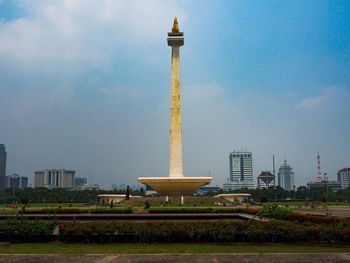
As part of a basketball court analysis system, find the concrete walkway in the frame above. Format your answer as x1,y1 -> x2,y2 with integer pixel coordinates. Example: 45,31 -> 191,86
0,254 -> 350,263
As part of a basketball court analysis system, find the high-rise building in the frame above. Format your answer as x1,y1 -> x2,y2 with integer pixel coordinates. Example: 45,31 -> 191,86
223,150 -> 254,190
337,168 -> 350,190
34,169 -> 75,189
5,174 -> 28,189
278,160 -> 294,190
74,177 -> 87,187
0,144 -> 6,191
257,171 -> 275,189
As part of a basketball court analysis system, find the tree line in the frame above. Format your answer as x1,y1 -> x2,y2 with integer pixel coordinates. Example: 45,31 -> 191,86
0,187 -> 145,204
0,186 -> 349,204
222,186 -> 350,202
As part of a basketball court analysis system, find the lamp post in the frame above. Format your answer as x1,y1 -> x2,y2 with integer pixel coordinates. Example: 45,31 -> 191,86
12,179 -> 15,205
273,155 -> 276,207
324,172 -> 328,214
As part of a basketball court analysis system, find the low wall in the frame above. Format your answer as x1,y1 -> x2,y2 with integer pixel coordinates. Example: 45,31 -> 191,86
129,196 -> 230,205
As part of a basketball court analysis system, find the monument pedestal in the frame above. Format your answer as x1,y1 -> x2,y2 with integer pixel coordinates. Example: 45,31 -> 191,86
138,177 -> 211,196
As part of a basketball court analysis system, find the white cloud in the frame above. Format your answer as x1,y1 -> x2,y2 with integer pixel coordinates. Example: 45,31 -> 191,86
295,87 -> 341,109
0,0 -> 185,65
296,95 -> 325,109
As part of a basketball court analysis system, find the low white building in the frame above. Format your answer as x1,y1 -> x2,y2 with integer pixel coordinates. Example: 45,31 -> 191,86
217,193 -> 251,203
76,184 -> 100,190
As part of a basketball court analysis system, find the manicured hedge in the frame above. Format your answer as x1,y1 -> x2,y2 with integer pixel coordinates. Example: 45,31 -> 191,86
287,212 -> 350,226
20,208 -> 82,214
89,208 -> 132,214
58,220 -> 350,244
18,208 -> 132,214
0,217 -> 56,242
148,208 -> 260,214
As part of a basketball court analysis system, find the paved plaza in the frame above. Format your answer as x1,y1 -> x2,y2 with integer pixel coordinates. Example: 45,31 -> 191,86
0,254 -> 350,263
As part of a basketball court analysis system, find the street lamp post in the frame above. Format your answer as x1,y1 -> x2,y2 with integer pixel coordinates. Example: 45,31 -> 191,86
324,172 -> 328,214
12,180 -> 15,205
273,155 -> 276,207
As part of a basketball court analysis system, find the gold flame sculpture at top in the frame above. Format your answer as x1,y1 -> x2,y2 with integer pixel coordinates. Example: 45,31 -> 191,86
172,17 -> 179,32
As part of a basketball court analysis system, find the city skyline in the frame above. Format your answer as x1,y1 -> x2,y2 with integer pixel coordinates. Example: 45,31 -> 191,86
0,1 -> 350,188
0,144 -> 348,189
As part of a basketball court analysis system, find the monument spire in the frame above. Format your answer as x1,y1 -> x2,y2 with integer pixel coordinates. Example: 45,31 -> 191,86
167,18 -> 184,178
172,17 -> 179,32
138,19 -> 211,197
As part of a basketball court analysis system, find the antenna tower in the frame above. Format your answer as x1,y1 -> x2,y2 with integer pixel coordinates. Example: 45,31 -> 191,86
316,152 -> 323,182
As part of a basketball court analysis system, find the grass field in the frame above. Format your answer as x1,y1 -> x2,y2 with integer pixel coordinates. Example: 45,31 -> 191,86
0,242 -> 349,254
133,203 -> 223,207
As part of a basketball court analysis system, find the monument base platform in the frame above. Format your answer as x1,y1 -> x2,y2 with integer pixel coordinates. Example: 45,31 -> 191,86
138,177 -> 212,196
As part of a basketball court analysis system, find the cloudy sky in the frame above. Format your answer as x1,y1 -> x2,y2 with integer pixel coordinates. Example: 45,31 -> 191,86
1,0 -> 349,188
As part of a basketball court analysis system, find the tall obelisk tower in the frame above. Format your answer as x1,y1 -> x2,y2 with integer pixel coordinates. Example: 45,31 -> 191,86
168,17 -> 184,178
138,18 -> 211,197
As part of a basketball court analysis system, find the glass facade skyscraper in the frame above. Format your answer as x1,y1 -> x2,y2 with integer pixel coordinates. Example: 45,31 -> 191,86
0,144 -> 6,191
278,160 -> 294,190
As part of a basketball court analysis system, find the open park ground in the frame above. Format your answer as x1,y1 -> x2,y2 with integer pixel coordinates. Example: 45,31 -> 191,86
0,242 -> 349,254
0,254 -> 350,263
0,246 -> 350,263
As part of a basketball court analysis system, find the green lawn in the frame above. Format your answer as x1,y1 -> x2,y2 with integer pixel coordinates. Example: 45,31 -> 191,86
0,242 -> 349,254
133,203 -> 223,207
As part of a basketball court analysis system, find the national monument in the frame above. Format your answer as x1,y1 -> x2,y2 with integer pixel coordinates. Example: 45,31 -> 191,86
138,18 -> 212,197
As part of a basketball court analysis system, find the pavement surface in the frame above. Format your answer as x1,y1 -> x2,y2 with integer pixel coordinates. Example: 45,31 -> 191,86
0,254 -> 350,263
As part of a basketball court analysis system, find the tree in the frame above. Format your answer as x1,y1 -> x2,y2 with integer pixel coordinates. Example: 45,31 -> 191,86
20,196 -> 29,205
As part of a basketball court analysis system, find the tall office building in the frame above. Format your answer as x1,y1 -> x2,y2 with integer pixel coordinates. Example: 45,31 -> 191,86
223,150 -> 254,190
5,174 -> 28,189
0,144 -> 6,191
34,169 -> 75,189
337,168 -> 350,190
278,160 -> 294,190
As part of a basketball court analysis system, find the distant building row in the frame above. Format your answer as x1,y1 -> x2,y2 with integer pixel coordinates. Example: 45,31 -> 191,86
256,160 -> 295,190
34,169 -> 97,190
1,145 -> 29,190
223,150 -> 295,191
306,168 -> 350,191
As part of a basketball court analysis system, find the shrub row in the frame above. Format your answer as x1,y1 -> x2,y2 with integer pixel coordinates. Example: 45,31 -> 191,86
20,208 -> 82,214
89,208 -> 132,214
287,212 -> 350,226
148,208 -> 260,214
0,217 -> 56,242
58,220 -> 350,244
18,208 -> 132,214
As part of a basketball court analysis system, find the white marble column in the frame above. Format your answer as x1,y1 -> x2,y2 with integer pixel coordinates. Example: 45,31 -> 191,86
169,45 -> 183,178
